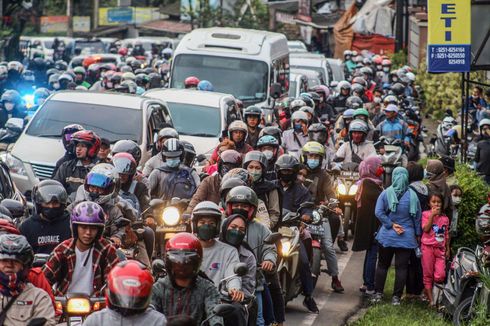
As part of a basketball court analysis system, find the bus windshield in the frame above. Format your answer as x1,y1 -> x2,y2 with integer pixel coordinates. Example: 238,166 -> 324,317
171,54 -> 268,105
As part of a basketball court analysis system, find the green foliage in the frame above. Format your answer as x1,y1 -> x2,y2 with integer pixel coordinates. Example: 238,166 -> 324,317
389,50 -> 408,68
451,164 -> 489,251
229,0 -> 269,30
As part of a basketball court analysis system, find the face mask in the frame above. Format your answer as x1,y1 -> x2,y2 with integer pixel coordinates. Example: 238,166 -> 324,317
294,123 -> 303,132
279,172 -> 296,183
225,229 -> 246,246
392,77 -> 398,82
232,208 -> 249,220
307,158 -> 320,170
0,270 -> 26,297
383,67 -> 390,73
263,150 -> 273,161
452,196 -> 462,205
53,82 -> 60,90
345,56 -> 351,61
196,224 -> 216,241
166,158 -> 180,168
376,65 -> 382,71
4,102 -> 14,112
89,192 -> 100,201
41,206 -> 64,220
249,170 -> 262,182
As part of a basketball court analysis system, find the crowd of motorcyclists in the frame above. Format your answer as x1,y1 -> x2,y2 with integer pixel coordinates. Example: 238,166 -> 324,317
0,42 -> 489,326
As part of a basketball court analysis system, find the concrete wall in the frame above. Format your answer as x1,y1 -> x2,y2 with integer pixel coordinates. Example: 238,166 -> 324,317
408,12 -> 427,69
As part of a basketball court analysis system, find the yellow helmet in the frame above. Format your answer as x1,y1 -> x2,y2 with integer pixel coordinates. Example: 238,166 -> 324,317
301,141 -> 325,165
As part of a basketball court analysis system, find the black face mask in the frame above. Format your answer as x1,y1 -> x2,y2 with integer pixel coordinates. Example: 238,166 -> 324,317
225,229 -> 246,246
196,224 -> 217,241
279,172 -> 296,183
89,192 -> 100,201
232,208 -> 249,220
41,206 -> 64,220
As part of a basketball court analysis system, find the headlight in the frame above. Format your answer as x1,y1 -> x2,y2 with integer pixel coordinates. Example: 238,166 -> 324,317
0,153 -> 26,176
281,240 -> 291,257
23,94 -> 34,108
66,298 -> 91,314
162,207 -> 180,226
348,184 -> 358,195
312,210 -> 321,224
337,183 -> 347,195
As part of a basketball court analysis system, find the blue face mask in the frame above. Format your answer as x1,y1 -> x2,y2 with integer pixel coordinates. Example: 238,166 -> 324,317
166,158 -> 180,168
294,123 -> 303,132
307,158 -> 320,169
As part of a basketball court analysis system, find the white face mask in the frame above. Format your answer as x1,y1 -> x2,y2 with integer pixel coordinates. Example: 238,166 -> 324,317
452,196 -> 462,205
263,150 -> 273,161
53,82 -> 60,90
4,102 -> 14,112
383,67 -> 390,73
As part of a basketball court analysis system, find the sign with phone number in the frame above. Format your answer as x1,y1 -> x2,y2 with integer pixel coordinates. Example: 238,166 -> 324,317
427,44 -> 470,72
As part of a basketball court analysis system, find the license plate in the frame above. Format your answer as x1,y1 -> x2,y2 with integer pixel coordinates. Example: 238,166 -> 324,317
279,226 -> 294,237
157,225 -> 187,233
307,225 -> 324,235
69,316 -> 83,325
340,171 -> 358,178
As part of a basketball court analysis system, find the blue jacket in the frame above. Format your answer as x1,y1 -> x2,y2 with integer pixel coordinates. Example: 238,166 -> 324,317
376,117 -> 410,142
375,190 -> 421,249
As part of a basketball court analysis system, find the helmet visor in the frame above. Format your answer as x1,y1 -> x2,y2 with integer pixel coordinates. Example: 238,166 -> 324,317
108,288 -> 151,310
86,173 -> 113,189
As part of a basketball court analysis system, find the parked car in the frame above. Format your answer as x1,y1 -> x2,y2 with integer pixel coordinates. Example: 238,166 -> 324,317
144,88 -> 239,156
290,68 -> 324,89
289,72 -> 309,98
326,58 -> 345,82
2,91 -> 173,195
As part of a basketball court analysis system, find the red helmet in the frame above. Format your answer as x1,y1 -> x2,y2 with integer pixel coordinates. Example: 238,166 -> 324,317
71,130 -> 101,158
112,152 -> 137,176
0,219 -> 20,235
118,48 -> 128,56
184,76 -> 200,88
107,260 -> 154,312
165,233 -> 203,281
373,56 -> 383,65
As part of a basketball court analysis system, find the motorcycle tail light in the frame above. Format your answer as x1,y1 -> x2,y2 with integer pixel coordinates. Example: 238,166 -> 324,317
55,301 -> 63,311
66,298 -> 91,314
93,302 -> 101,311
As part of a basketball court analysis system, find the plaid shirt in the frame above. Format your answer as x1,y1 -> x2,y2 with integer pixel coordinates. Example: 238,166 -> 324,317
43,238 -> 119,296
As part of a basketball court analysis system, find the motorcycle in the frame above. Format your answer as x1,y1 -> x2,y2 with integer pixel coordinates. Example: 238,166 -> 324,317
0,118 -> 24,152
218,263 -> 252,326
333,163 -> 359,238
375,137 -> 404,188
114,217 -> 146,262
55,294 -> 105,325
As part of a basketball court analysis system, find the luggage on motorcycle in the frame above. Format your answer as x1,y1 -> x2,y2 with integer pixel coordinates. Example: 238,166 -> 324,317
158,166 -> 197,200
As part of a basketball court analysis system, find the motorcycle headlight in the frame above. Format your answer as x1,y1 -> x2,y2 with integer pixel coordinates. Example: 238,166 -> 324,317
348,184 -> 358,195
312,210 -> 321,224
162,207 -> 180,226
66,298 -> 91,314
0,153 -> 26,176
281,239 -> 291,257
337,183 -> 347,195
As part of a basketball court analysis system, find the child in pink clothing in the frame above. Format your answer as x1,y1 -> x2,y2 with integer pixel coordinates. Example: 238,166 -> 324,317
421,192 -> 450,305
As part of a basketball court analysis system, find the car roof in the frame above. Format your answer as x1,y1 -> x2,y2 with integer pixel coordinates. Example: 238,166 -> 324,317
144,88 -> 232,107
49,91 -> 148,109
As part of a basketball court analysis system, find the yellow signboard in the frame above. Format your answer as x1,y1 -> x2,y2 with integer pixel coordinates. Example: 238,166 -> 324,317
428,0 -> 471,45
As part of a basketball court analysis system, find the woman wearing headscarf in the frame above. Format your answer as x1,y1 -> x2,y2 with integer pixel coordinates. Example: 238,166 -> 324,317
426,159 -> 453,217
372,167 -> 422,305
352,156 -> 384,296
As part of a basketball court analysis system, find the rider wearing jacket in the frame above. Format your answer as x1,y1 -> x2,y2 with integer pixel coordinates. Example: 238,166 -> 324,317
53,124 -> 85,177
476,119 -> 490,184
151,233 -> 223,326
335,119 -> 376,164
228,120 -> 253,156
282,111 -> 309,158
243,106 -> 263,148
144,127 -> 179,175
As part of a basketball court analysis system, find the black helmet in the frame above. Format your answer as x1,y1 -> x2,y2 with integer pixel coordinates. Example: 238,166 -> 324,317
180,140 -> 196,167
61,124 -> 84,152
0,199 -> 26,220
275,154 -> 300,183
243,106 -> 262,121
352,76 -> 367,87
225,186 -> 259,220
0,234 -> 33,270
191,201 -> 222,239
161,138 -> 184,160
345,96 -> 363,109
258,126 -> 282,146
243,150 -> 268,171
351,83 -> 365,97
158,127 -> 179,141
308,123 -> 328,144
391,83 -> 405,96
112,140 -> 142,165
32,180 -> 68,213
148,72 -> 162,89
219,177 -> 247,200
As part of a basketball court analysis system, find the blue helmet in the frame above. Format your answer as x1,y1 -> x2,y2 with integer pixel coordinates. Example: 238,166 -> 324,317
197,80 -> 214,92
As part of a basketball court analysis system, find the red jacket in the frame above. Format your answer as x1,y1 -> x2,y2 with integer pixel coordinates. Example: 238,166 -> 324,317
29,267 -> 57,311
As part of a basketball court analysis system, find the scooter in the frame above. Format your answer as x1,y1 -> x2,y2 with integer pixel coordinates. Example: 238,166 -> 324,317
55,294 -> 106,325
375,137 -> 404,187
333,164 -> 359,238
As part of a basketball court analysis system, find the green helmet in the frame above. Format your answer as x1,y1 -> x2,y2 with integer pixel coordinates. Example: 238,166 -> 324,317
353,108 -> 369,119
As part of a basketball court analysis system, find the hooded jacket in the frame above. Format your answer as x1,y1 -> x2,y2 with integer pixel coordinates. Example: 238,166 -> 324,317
19,211 -> 72,255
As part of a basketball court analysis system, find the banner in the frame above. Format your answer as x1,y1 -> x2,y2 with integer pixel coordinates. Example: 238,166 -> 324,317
40,16 -> 68,33
99,7 -> 163,26
427,0 -> 471,72
73,16 -> 90,32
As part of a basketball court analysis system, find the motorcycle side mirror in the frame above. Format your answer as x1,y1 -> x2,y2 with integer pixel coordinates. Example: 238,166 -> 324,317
233,262 -> 249,277
270,83 -> 282,99
152,259 -> 165,275
264,232 -> 282,244
149,199 -> 165,209
27,318 -> 47,326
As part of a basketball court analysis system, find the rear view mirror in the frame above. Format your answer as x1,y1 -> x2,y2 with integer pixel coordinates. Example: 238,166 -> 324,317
264,232 -> 282,244
233,262 -> 249,277
270,83 -> 282,99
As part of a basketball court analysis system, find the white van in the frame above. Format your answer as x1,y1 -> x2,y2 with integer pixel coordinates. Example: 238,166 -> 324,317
170,27 -> 289,107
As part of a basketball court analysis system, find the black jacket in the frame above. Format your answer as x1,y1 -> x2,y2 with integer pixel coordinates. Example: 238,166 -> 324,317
53,159 -> 96,199
476,137 -> 490,176
52,151 -> 76,178
19,211 -> 72,255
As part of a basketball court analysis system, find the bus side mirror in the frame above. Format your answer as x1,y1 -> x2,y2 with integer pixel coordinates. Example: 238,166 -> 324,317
270,83 -> 281,99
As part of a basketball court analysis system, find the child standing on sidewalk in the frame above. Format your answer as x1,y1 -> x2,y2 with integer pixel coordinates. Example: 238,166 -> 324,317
421,192 -> 450,305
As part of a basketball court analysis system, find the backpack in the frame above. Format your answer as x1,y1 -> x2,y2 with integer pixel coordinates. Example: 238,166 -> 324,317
119,180 -> 141,215
159,166 -> 197,200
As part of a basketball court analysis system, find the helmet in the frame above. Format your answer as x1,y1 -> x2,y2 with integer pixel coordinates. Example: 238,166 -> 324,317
73,66 -> 86,76
84,163 -> 120,205
301,141 -> 325,166
243,150 -> 268,171
383,95 -> 398,106
71,130 -> 101,158
122,72 -> 136,81
343,108 -> 355,119
33,88 -> 50,106
54,60 -> 67,71
275,154 -> 300,173
345,96 -> 363,109
22,70 -> 35,82
107,260 -> 153,312
308,123 -> 328,144
290,99 -> 306,112
300,106 -> 314,117
135,73 -> 149,87
352,77 -> 367,88
112,140 -> 142,164
32,180 -> 68,214
148,72 -> 162,89
243,106 -> 262,121
184,76 -> 200,88
109,72 -> 123,86
197,80 -> 214,91
0,234 -> 33,269
442,116 -> 457,130
0,199 -> 25,220
381,59 -> 391,66
1,90 -> 21,107
349,119 -> 369,134
476,207 -> 490,237
313,85 -> 330,100
116,80 -> 137,94
180,140 -> 196,167
343,50 -> 352,57
61,124 -> 84,151
221,168 -> 252,187
406,72 -> 416,82
217,150 -> 242,176
479,118 -> 490,131
362,57 -> 372,66
360,67 -> 373,78
58,73 -> 74,88
219,177 -> 247,200
391,83 -> 405,96
112,152 -> 137,176
191,201 -> 222,236
258,126 -> 282,146
225,186 -> 259,220
161,138 -> 184,160
337,81 -> 351,92
158,127 -> 179,141
165,233 -> 202,281
70,201 -> 106,239
0,219 -> 20,235
300,93 -> 315,109
351,84 -> 365,97
7,61 -> 23,75
353,108 -> 369,119
257,134 -> 279,149
161,48 -> 173,60
290,111 -> 308,127
228,120 -> 248,139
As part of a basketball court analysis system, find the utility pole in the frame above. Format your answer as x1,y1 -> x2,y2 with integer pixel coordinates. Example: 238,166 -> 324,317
92,0 -> 99,32
67,0 -> 73,36
395,0 -> 404,52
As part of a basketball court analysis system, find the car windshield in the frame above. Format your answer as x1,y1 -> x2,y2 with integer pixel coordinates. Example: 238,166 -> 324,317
290,65 -> 327,83
171,54 -> 268,105
26,100 -> 142,143
76,41 -> 106,55
166,102 -> 221,137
